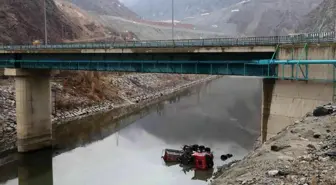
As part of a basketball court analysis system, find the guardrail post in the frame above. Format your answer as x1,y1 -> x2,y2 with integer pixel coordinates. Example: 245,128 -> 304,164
270,44 -> 279,78
296,43 -> 309,80
244,63 -> 246,76
334,64 -> 336,102
210,64 -> 213,75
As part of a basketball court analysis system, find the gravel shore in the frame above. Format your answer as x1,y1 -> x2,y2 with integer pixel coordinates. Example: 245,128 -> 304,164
212,104 -> 336,185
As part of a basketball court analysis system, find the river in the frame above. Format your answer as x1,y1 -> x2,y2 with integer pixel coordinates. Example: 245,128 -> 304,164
0,76 -> 262,185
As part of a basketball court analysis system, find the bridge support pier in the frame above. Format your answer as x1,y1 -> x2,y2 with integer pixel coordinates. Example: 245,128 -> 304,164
261,78 -> 333,142
5,68 -> 52,152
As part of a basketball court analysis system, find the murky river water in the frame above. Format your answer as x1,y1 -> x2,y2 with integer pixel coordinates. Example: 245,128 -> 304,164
0,76 -> 262,185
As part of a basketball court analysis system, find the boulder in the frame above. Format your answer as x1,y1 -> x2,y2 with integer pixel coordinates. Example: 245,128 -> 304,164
313,106 -> 332,117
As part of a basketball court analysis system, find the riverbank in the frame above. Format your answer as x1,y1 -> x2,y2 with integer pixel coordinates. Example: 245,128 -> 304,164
212,104 -> 336,185
52,75 -> 219,123
0,74 -> 219,153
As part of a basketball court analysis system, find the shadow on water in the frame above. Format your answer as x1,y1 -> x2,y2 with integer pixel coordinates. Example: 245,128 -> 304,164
0,77 -> 262,185
181,166 -> 214,182
17,149 -> 53,185
0,149 -> 53,185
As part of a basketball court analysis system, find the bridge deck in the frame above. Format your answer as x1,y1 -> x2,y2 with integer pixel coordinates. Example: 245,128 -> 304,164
0,32 -> 334,82
0,32 -> 334,54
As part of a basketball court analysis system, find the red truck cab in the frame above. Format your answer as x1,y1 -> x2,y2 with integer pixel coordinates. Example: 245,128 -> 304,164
192,152 -> 214,170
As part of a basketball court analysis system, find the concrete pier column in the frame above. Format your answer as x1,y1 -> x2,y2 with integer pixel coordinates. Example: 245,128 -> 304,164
5,68 -> 52,152
261,77 -> 333,142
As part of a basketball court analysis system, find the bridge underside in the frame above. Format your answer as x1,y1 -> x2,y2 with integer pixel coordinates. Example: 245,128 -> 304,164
11,61 -> 277,76
0,52 -> 277,77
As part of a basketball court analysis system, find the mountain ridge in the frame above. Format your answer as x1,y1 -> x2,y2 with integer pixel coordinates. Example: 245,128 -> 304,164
298,0 -> 336,33
68,0 -> 138,18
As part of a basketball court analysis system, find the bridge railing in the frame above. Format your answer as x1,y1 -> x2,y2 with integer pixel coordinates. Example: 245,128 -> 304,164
0,32 -> 334,50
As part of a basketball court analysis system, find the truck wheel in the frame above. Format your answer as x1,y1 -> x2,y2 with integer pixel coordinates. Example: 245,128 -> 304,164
205,155 -> 214,168
220,155 -> 228,161
192,144 -> 199,151
208,161 -> 214,168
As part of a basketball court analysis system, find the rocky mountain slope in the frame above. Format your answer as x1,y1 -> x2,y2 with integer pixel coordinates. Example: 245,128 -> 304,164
68,0 -> 138,18
182,0 -> 323,36
123,0 -> 326,37
298,0 -> 336,33
0,0 -> 81,44
123,0 -> 240,21
55,0 -> 134,42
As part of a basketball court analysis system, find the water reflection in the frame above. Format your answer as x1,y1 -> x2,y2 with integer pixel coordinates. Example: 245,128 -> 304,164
181,167 -> 214,182
0,77 -> 262,185
192,169 -> 214,182
18,149 -> 53,185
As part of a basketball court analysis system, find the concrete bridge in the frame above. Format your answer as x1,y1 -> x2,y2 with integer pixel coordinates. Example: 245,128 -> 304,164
1,32 -> 336,152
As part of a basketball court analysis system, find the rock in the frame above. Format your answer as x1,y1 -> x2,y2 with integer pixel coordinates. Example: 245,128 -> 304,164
287,175 -> 298,181
5,127 -> 13,132
307,144 -> 316,150
294,120 -> 301,124
313,106 -> 332,117
325,151 -> 336,157
220,154 -> 233,161
300,154 -> 313,161
313,133 -> 321,139
305,112 -> 313,117
266,170 -> 289,177
271,145 -> 291,152
267,170 -> 280,176
290,129 -> 298,134
278,155 -> 295,161
319,156 -> 330,162
299,177 -> 307,184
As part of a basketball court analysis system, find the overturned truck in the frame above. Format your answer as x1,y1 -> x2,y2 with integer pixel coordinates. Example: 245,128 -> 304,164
162,145 -> 214,170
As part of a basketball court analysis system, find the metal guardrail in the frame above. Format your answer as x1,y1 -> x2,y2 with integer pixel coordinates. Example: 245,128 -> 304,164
0,32 -> 335,50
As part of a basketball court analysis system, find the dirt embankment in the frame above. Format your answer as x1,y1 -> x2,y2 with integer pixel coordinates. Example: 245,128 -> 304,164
212,104 -> 336,185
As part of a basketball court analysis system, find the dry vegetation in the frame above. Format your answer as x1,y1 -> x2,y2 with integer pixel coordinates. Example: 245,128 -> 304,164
53,71 -> 123,110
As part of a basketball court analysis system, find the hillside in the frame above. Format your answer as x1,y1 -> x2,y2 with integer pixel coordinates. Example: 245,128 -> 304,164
298,0 -> 336,33
123,0 -> 240,21
55,0 -> 134,42
0,0 -> 82,44
68,0 -> 138,18
182,0 -> 322,36
123,0 -> 324,37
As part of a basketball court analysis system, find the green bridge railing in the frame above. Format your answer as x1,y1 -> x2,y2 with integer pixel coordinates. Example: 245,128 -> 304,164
0,32 -> 335,50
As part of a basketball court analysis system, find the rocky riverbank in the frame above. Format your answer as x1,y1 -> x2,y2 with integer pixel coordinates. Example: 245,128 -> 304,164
52,75 -> 218,123
212,104 -> 336,185
0,73 -> 218,153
